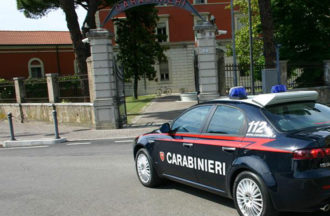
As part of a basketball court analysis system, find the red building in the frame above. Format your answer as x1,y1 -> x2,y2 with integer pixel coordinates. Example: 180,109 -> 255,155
96,0 -> 235,95
0,31 -> 75,80
98,0 -> 233,43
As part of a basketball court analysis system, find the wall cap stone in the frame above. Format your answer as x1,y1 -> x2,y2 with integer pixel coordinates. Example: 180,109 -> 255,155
46,73 -> 58,77
87,28 -> 113,39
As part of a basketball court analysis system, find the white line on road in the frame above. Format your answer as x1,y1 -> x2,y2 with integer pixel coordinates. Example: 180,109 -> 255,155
0,145 -> 49,150
67,142 -> 91,146
70,136 -> 137,142
115,140 -> 133,143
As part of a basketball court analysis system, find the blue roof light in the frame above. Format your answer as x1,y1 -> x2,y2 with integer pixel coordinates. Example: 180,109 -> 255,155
271,85 -> 287,93
229,86 -> 248,99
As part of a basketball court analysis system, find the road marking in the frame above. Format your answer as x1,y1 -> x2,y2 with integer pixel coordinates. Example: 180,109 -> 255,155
67,142 -> 91,146
71,136 -> 137,142
115,140 -> 133,143
0,145 -> 49,150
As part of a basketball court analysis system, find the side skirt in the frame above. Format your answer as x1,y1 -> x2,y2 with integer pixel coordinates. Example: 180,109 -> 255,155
162,174 -> 230,198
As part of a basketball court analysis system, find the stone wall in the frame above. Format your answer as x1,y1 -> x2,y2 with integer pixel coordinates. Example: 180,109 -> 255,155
0,103 -> 93,126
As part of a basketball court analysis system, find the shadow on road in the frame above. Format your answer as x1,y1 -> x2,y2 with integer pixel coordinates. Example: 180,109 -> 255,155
156,181 -> 328,216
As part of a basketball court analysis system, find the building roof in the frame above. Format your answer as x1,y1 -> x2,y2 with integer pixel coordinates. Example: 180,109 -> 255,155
0,31 -> 72,45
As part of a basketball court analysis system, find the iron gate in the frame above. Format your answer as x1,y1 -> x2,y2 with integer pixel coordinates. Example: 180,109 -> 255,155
114,58 -> 127,128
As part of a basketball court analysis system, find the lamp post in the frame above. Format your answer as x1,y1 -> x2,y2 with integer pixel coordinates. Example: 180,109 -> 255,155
276,44 -> 281,84
248,0 -> 255,95
230,0 -> 238,86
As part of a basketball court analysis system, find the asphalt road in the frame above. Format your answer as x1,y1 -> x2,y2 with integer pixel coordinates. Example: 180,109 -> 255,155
0,139 -> 327,216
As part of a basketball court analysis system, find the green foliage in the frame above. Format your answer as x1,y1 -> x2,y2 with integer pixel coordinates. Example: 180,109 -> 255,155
115,5 -> 167,99
272,0 -> 330,87
126,94 -> 156,123
0,80 -> 15,100
17,0 -> 60,18
226,0 -> 265,80
24,78 -> 48,98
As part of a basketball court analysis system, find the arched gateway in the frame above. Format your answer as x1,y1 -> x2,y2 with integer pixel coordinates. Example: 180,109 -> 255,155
87,1 -> 222,129
102,0 -> 205,26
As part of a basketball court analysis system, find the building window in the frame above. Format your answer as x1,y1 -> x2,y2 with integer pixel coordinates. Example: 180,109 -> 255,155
157,22 -> 167,42
159,60 -> 170,81
28,58 -> 44,78
194,0 -> 207,4
157,15 -> 170,42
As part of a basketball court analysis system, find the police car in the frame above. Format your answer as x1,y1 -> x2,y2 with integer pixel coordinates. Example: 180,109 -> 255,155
133,85 -> 330,216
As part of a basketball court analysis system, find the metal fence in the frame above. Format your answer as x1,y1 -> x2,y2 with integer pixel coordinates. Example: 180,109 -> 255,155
287,64 -> 324,88
225,64 -> 264,94
0,81 -> 16,103
24,78 -> 48,103
57,74 -> 90,102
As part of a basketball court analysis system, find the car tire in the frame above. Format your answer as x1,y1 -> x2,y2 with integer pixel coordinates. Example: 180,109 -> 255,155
135,148 -> 162,187
233,171 -> 278,216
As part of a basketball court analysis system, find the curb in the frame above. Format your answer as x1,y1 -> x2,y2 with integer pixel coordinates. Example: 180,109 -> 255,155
3,138 -> 67,148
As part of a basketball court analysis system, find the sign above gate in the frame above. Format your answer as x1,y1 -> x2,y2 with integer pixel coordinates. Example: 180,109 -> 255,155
102,0 -> 205,26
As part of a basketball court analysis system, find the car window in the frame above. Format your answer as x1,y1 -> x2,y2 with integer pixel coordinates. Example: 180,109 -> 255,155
263,102 -> 330,132
172,105 -> 212,133
207,105 -> 245,135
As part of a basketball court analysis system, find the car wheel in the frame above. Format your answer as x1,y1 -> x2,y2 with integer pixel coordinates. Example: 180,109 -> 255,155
135,148 -> 161,187
233,171 -> 278,216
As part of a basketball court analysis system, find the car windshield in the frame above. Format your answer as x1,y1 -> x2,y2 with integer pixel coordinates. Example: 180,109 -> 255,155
263,102 -> 330,132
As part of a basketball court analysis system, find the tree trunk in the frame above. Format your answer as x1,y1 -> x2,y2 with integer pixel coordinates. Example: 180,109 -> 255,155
82,0 -> 98,37
258,0 -> 276,67
59,0 -> 88,76
133,73 -> 138,99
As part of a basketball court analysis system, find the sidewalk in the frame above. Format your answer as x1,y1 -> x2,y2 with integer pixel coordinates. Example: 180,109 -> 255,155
0,95 -> 196,146
0,120 -> 157,146
131,95 -> 196,125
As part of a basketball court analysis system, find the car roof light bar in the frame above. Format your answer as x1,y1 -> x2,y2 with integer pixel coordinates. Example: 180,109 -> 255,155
271,85 -> 287,93
229,86 -> 248,99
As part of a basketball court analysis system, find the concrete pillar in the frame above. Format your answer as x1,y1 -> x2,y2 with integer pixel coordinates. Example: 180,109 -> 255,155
279,60 -> 288,86
194,22 -> 219,102
13,77 -> 25,103
87,28 -> 119,129
324,60 -> 330,86
217,49 -> 226,96
46,73 -> 59,103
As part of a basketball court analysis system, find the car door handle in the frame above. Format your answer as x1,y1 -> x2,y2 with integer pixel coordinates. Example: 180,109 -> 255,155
183,143 -> 194,148
222,147 -> 236,152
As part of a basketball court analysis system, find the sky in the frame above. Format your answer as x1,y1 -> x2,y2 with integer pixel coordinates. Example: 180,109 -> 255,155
0,1 -> 87,31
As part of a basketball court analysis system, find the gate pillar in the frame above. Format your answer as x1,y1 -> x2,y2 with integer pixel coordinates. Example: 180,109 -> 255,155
194,22 -> 220,102
87,28 -> 120,129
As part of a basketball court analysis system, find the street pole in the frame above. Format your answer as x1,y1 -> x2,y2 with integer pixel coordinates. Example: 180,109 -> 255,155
231,0 -> 238,86
7,113 -> 16,141
248,0 -> 255,95
276,44 -> 281,84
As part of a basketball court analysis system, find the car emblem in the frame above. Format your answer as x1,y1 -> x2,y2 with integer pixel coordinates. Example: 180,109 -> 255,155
159,152 -> 165,162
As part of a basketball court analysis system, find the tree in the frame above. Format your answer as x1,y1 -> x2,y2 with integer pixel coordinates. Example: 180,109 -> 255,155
17,0 -> 113,77
258,0 -> 276,67
226,0 -> 265,80
272,0 -> 330,86
115,5 -> 166,99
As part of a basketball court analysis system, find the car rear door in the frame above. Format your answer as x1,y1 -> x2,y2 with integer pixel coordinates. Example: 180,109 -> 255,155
192,105 -> 246,192
155,105 -> 214,182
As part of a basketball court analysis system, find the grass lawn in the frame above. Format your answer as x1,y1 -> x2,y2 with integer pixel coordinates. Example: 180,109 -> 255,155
125,94 -> 156,124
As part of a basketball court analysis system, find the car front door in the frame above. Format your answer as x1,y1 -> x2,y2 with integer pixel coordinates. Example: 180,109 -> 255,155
192,105 -> 246,193
155,105 -> 213,182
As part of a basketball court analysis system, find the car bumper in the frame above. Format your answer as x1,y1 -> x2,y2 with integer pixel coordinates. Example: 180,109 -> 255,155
271,170 -> 330,212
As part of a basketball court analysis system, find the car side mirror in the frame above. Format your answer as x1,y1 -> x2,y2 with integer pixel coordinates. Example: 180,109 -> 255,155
159,123 -> 171,133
